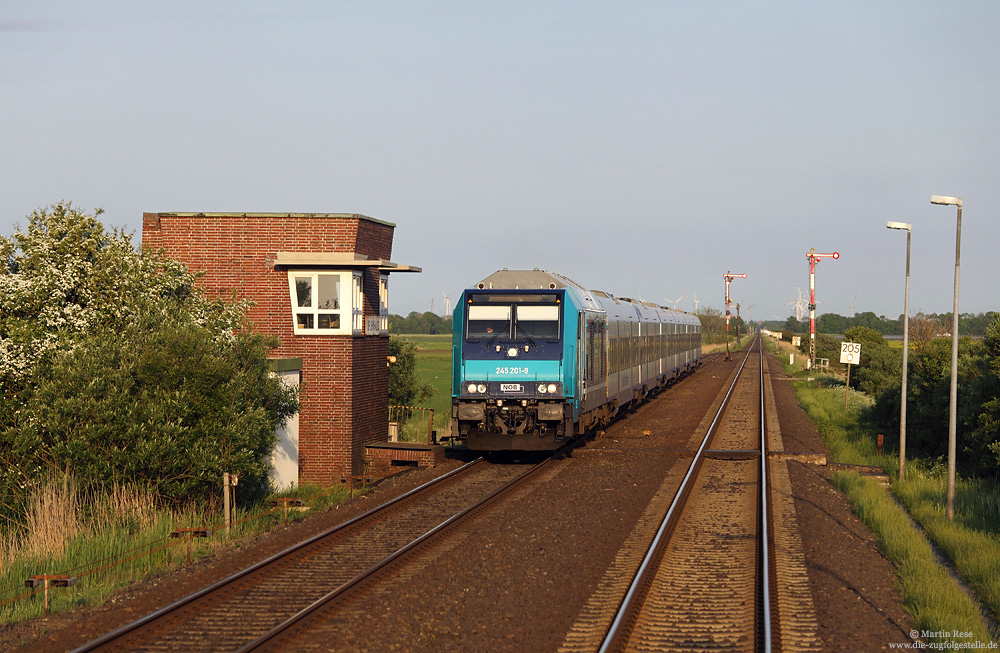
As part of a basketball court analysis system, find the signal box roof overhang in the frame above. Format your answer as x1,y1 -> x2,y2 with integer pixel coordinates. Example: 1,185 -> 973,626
274,252 -> 421,273
150,211 -> 396,226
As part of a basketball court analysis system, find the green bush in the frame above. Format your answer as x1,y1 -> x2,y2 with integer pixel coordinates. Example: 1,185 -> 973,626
12,308 -> 297,505
843,326 -> 902,398
0,203 -> 297,519
388,336 -> 434,407
868,334 -> 988,471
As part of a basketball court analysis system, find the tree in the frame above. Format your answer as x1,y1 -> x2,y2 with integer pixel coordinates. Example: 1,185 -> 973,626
389,311 -> 452,335
0,203 -> 296,511
783,316 -> 803,333
13,315 -> 297,503
909,313 -> 944,352
870,335 -> 983,464
817,312 -> 846,335
797,333 -> 842,371
964,314 -> 1000,475
387,337 -> 434,406
0,202 -> 245,394
696,307 -> 727,343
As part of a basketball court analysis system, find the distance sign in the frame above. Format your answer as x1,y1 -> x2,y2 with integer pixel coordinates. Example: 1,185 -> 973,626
840,341 -> 862,365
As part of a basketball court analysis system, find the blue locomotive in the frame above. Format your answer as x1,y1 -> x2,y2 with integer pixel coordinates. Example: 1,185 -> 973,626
451,269 -> 702,451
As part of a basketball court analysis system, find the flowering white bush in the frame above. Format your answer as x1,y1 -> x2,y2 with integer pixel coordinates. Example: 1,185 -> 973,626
0,202 -> 247,392
0,203 -> 292,512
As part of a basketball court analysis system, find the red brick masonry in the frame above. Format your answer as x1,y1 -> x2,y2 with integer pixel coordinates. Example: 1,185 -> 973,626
141,212 -> 399,485
365,442 -> 448,476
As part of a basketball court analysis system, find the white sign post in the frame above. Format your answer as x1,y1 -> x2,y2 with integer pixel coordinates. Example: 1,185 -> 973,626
840,342 -> 862,409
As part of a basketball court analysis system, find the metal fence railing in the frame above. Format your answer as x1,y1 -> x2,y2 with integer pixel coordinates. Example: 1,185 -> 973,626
388,405 -> 436,445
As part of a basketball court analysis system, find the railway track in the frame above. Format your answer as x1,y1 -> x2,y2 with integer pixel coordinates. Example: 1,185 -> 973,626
600,339 -> 769,651
71,342 -> 823,652
561,338 -> 821,652
73,457 -> 551,652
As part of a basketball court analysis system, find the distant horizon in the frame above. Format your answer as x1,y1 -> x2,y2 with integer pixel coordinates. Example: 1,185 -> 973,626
387,301 -> 997,323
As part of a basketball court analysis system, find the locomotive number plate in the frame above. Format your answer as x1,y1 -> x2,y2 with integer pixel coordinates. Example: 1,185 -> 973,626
500,383 -> 523,393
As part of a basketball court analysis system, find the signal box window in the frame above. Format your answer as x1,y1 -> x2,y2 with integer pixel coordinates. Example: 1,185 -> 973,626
288,271 -> 362,335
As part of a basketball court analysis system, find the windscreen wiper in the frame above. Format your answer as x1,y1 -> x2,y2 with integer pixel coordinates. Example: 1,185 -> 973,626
485,326 -> 506,349
515,322 -> 537,348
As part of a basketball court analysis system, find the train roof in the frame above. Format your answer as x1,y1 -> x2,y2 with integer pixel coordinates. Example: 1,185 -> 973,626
469,269 -> 700,325
474,269 -> 587,291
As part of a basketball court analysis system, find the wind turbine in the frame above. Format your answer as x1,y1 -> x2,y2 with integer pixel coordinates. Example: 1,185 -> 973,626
693,293 -> 700,313
850,293 -> 857,318
661,293 -> 687,309
785,284 -> 808,321
440,291 -> 455,316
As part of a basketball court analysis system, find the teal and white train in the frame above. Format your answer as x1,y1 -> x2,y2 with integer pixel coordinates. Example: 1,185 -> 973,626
451,269 -> 702,451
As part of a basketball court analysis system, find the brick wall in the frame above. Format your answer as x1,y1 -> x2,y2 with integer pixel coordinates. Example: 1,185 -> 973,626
141,213 -> 395,484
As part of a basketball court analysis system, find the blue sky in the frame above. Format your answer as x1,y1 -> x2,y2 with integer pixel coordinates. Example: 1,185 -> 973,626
2,2 -> 997,324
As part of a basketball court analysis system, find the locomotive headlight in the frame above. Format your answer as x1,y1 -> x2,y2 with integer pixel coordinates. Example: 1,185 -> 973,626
546,383 -> 558,394
477,383 -> 487,394
537,384 -> 547,394
467,383 -> 478,394
506,347 -> 519,358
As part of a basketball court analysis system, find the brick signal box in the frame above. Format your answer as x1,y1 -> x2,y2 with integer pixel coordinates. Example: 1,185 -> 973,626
142,212 -> 419,487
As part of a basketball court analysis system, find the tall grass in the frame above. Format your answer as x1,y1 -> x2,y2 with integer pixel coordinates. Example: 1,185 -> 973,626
792,377 -> 892,468
16,476 -> 81,561
893,464 -> 1000,628
0,476 -> 208,625
833,471 -> 993,644
0,476 -> 353,627
791,379 -> 1000,643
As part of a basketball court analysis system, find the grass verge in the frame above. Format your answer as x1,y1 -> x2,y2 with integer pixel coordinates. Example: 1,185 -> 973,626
832,471 -> 993,644
0,478 -> 354,627
788,376 -> 999,644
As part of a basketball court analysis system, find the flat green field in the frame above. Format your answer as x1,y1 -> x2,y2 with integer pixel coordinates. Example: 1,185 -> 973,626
397,334 -> 453,436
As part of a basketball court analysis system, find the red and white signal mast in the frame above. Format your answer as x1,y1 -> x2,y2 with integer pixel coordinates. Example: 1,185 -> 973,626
805,248 -> 839,369
723,271 -> 747,360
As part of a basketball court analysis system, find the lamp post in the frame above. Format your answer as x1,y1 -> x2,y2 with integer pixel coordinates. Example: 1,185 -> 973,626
886,221 -> 911,481
805,249 -> 839,369
930,195 -> 962,521
723,271 -> 747,360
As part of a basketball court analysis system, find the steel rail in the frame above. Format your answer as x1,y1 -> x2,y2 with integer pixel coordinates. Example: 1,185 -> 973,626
758,337 -> 774,651
598,343 -> 756,653
239,457 -> 555,651
73,457 -> 487,652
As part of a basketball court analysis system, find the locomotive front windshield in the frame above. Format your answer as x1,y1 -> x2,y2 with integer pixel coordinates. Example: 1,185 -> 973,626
465,294 -> 561,341
514,305 -> 560,339
467,305 -> 512,339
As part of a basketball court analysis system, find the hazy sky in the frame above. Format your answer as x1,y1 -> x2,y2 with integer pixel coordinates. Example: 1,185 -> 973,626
3,2 -> 997,324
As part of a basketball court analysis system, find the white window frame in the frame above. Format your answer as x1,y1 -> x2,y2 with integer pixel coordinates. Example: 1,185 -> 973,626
378,273 -> 389,335
287,270 -> 363,336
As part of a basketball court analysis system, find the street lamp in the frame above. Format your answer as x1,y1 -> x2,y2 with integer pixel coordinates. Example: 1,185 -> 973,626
930,194 -> 962,521
886,221 -> 911,481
